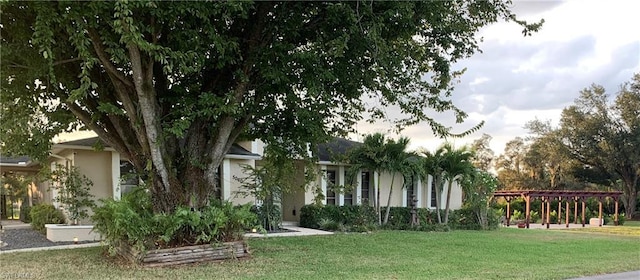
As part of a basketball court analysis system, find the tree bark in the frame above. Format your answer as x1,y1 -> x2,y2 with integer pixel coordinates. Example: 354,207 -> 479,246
377,172 -> 382,226
434,175 -> 442,224
383,171 -> 396,225
127,44 -> 172,196
444,179 -> 453,224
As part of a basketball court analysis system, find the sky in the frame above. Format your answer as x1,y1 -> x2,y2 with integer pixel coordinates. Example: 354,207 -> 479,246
354,0 -> 640,154
58,0 -> 640,156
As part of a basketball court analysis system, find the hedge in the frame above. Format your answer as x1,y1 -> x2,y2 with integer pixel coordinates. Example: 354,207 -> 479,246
300,204 -> 498,232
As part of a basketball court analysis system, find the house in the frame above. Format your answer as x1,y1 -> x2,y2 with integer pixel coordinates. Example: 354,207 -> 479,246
1,137 -> 463,224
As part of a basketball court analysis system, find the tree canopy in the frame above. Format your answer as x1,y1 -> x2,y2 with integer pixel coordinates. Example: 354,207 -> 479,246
500,74 -> 640,218
557,74 -> 640,218
1,1 -> 541,212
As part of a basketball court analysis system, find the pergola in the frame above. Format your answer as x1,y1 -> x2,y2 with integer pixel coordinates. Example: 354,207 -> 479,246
492,190 -> 623,229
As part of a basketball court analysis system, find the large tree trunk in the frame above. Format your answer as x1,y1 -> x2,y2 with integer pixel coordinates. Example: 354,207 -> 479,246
383,172 -> 396,225
621,183 -> 637,219
620,174 -> 638,219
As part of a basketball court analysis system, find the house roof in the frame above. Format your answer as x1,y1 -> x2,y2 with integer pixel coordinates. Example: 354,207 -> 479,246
57,137 -> 104,147
56,137 -> 260,158
1,137 -> 260,165
317,137 -> 362,162
0,156 -> 31,164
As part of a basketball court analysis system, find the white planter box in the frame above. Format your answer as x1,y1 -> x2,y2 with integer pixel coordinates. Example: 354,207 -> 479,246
589,218 -> 603,226
45,224 -> 101,242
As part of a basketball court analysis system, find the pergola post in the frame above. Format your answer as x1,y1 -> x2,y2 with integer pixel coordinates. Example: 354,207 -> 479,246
506,197 -> 511,227
557,198 -> 562,225
565,200 -> 570,228
614,197 -> 619,226
541,196 -> 546,225
525,195 -> 531,229
573,197 -> 578,224
598,198 -> 603,227
546,198 -> 551,229
581,198 -> 586,228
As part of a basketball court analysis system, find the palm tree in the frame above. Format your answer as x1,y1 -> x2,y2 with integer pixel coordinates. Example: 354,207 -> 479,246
347,133 -> 387,225
347,133 -> 415,226
380,136 -> 412,225
420,146 -> 447,224
441,144 -> 475,225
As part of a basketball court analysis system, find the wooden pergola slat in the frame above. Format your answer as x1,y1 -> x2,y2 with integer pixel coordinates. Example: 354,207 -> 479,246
492,190 -> 623,229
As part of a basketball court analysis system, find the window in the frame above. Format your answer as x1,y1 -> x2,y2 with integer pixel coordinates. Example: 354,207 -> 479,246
120,160 -> 139,195
326,170 -> 336,205
361,171 -> 370,205
343,170 -> 353,205
430,178 -> 437,208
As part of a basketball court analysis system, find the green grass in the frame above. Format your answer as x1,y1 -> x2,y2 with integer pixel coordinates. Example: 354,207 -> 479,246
1,229 -> 639,280
624,220 -> 640,227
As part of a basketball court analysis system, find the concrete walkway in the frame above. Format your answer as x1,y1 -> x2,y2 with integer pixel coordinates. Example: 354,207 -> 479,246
245,225 -> 334,238
566,271 -> 640,280
0,242 -> 102,254
0,219 -> 30,229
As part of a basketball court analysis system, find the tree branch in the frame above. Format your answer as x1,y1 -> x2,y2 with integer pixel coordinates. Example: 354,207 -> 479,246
128,42 -> 172,192
87,29 -> 134,88
66,101 -> 129,158
52,57 -> 82,66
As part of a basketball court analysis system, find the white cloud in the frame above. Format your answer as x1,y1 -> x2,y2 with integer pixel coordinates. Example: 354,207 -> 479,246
356,0 -> 640,155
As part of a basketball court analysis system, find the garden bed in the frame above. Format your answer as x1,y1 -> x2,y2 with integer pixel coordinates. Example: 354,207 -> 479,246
117,241 -> 249,267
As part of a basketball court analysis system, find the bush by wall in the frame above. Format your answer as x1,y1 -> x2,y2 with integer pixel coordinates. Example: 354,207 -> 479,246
30,204 -> 66,233
300,204 -> 377,232
20,204 -> 32,223
300,204 -> 497,232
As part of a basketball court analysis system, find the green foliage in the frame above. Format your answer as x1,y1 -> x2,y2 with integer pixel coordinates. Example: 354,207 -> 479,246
19,204 -> 32,223
300,204 -> 377,232
30,204 -> 65,233
318,218 -> 344,232
461,169 -> 498,229
44,164 -> 96,224
1,1 -> 542,213
520,74 -> 640,218
610,213 -> 625,225
300,204 -> 492,232
236,149 -> 302,231
92,188 -> 257,254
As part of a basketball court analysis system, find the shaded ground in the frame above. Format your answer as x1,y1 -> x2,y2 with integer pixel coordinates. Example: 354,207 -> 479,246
0,228 -> 93,251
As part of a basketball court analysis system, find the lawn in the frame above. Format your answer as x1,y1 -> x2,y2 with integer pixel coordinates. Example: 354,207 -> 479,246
1,229 -> 639,280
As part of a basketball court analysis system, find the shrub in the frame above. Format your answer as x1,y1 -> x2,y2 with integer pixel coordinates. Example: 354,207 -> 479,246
251,204 -> 281,232
299,204 -> 323,228
300,204 -> 377,231
30,204 -> 65,233
20,204 -> 32,223
92,188 -> 257,254
448,207 -> 481,230
300,204 -> 496,232
318,218 -> 343,231
45,164 -> 96,224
